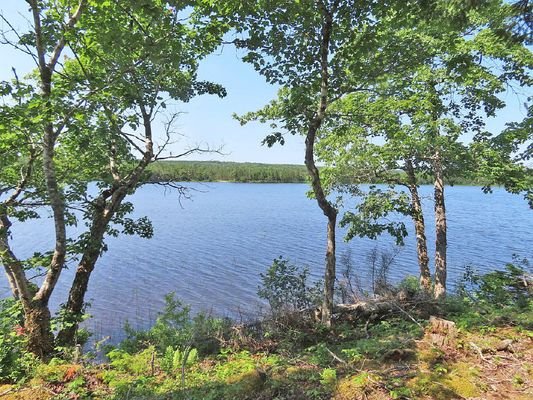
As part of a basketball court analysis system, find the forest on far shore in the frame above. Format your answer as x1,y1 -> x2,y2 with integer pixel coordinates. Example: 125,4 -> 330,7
147,160 -> 499,185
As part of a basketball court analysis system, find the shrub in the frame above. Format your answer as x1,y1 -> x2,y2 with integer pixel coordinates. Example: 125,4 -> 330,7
397,275 -> 422,298
319,367 -> 337,388
107,346 -> 155,375
0,298 -> 38,383
461,259 -> 531,308
258,256 -> 322,314
452,258 -> 532,328
114,293 -> 230,366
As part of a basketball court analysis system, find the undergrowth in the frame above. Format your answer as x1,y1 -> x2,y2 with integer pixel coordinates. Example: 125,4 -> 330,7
0,258 -> 531,399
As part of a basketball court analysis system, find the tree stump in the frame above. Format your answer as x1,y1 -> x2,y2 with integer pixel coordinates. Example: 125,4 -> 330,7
426,316 -> 457,348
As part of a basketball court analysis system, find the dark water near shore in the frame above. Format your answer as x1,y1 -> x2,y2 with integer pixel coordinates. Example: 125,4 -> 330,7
1,183 -> 532,343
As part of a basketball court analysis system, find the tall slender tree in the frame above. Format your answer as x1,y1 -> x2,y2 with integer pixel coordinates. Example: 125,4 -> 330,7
233,0 -> 474,322
316,0 -> 532,299
0,0 -> 227,357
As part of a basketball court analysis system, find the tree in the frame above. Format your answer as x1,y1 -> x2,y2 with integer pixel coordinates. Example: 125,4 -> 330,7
233,0 -> 473,323
0,0 -> 227,358
317,0 -> 532,299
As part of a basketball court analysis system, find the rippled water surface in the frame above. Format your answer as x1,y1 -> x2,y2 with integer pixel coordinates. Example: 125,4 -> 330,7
2,183 -> 532,341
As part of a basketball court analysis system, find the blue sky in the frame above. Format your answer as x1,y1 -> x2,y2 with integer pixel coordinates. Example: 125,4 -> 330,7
0,3 -> 530,165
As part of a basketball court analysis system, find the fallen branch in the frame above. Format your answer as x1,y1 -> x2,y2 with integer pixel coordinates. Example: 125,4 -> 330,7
469,341 -> 486,361
325,346 -> 348,365
0,387 -> 14,396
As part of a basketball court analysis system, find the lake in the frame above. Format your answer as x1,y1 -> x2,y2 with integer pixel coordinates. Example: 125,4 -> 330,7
2,183 -> 532,342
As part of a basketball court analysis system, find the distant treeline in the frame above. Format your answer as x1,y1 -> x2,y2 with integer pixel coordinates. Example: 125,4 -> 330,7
147,161 -> 494,185
147,161 -> 310,183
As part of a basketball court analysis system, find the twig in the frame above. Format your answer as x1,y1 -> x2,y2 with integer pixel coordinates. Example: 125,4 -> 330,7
0,387 -> 14,396
325,346 -> 348,365
469,341 -> 486,361
388,301 -> 423,329
150,349 -> 155,376
181,345 -> 192,387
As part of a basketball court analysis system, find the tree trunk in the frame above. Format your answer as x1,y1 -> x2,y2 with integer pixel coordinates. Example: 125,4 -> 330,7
1,215 -> 56,359
56,189 -> 128,346
28,1 -> 67,359
36,121 -> 67,303
6,0 -> 87,360
25,302 -> 55,361
2,265 -> 20,300
55,211 -> 108,346
57,97 -> 154,347
304,6 -> 337,327
405,159 -> 431,294
433,152 -> 447,300
322,213 -> 337,326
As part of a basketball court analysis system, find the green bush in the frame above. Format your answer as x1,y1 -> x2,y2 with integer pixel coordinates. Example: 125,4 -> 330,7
319,367 -> 337,388
113,293 -> 230,363
258,256 -> 322,314
452,258 -> 532,328
397,275 -> 422,298
107,346 -> 155,375
0,298 -> 38,383
463,260 -> 531,308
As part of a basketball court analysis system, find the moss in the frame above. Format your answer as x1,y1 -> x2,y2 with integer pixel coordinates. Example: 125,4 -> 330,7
444,364 -> 481,398
408,373 -> 458,400
333,372 -> 381,400
0,385 -> 53,400
224,369 -> 265,397
407,361 -> 482,400
417,346 -> 445,365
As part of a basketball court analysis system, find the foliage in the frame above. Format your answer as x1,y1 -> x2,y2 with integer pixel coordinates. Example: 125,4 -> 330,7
397,275 -> 423,298
161,346 -> 198,375
319,367 -> 337,388
258,257 -> 323,314
471,102 -> 533,208
0,299 -> 38,383
2,262 -> 531,398
313,0 -> 531,301
451,258 -> 532,328
340,187 -> 411,246
0,0 -> 230,355
107,347 -> 155,376
117,293 -> 230,358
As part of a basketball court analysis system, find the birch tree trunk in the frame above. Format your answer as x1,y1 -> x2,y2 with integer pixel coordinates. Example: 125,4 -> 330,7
405,159 -> 431,294
19,0 -> 87,359
433,152 -> 447,300
0,213 -> 55,357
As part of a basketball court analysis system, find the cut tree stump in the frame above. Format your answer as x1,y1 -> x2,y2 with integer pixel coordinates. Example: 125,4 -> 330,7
426,316 -> 457,348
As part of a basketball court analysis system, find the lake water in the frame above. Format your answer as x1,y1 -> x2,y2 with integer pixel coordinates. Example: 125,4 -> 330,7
1,183 -> 532,342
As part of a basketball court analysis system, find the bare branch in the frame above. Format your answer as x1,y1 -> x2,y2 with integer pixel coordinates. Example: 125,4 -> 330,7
155,146 -> 224,161
0,12 -> 39,67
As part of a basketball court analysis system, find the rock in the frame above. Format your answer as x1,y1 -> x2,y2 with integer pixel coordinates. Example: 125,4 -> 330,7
495,339 -> 514,352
